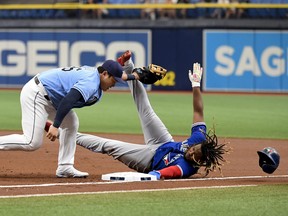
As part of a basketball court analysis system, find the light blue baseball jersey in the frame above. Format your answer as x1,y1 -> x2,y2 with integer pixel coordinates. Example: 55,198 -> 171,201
151,124 -> 206,177
38,66 -> 102,109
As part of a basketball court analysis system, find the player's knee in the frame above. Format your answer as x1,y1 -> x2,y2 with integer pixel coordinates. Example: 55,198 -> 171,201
25,145 -> 40,151
62,119 -> 79,131
72,120 -> 79,130
28,140 -> 43,151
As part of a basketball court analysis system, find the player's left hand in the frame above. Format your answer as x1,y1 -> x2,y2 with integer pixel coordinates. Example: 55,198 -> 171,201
189,62 -> 203,88
133,64 -> 167,84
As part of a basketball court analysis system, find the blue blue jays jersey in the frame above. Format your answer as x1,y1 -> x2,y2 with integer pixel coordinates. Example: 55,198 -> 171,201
39,66 -> 102,109
151,123 -> 206,177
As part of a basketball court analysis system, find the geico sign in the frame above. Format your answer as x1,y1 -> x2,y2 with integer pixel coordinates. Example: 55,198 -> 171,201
0,40 -> 145,76
215,45 -> 285,77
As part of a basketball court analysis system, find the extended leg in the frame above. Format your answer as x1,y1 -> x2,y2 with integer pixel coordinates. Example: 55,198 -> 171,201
76,133 -> 159,173
0,78 -> 49,151
122,58 -> 173,145
56,110 -> 88,178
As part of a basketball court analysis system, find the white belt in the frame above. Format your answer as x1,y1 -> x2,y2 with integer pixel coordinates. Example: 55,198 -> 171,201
34,76 -> 50,101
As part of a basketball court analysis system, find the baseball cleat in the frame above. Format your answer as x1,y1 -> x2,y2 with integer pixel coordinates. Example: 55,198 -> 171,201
56,165 -> 89,178
117,50 -> 132,66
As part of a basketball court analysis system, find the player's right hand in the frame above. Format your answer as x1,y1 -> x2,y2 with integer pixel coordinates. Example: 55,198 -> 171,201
189,62 -> 203,88
46,125 -> 59,142
148,170 -> 161,180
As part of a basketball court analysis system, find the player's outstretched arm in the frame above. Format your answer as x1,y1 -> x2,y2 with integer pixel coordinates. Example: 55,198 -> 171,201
188,62 -> 204,124
149,165 -> 182,180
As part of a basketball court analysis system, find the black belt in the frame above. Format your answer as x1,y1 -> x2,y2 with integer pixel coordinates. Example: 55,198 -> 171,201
34,77 -> 50,101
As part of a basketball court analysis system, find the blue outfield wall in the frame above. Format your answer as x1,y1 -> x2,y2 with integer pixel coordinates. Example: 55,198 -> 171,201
152,28 -> 203,91
0,28 -> 287,92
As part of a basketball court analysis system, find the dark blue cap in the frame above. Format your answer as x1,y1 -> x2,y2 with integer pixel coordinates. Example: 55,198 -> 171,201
102,60 -> 124,83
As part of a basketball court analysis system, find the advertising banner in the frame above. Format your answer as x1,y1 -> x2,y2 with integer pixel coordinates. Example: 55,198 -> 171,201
204,30 -> 288,92
0,29 -> 151,89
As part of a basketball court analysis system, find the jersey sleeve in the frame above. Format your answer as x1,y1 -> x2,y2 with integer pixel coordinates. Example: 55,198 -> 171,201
187,123 -> 207,144
73,80 -> 99,102
72,70 -> 100,102
158,165 -> 183,179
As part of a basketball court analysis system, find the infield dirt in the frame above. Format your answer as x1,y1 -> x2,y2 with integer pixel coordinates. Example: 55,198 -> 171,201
0,131 -> 287,196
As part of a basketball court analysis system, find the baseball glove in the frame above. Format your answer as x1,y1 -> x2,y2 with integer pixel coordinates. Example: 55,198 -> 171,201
133,64 -> 167,84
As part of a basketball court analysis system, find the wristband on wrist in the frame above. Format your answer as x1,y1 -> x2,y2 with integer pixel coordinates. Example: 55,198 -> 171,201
192,82 -> 200,88
53,121 -> 61,128
126,74 -> 136,80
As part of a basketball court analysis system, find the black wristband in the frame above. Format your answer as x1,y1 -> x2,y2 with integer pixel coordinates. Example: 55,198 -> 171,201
53,121 -> 61,129
127,74 -> 136,80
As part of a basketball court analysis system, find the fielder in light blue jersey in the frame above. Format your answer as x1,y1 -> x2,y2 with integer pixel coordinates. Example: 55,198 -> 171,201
0,59 -> 125,178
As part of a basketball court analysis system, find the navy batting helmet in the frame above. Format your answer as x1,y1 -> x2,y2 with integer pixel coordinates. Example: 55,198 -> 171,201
257,147 -> 280,174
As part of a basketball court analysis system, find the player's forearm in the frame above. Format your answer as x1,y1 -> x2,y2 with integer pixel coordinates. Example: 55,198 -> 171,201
158,165 -> 182,179
53,89 -> 83,128
193,87 -> 204,123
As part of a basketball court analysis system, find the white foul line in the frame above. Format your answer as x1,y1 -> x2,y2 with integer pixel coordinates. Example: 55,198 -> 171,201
0,174 -> 286,189
0,184 -> 257,199
0,175 -> 286,199
166,174 -> 288,182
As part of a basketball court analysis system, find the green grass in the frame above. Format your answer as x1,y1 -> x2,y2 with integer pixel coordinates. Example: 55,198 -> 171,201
0,91 -> 287,214
202,93 -> 288,139
0,90 -> 288,139
0,185 -> 287,216
0,91 -> 22,130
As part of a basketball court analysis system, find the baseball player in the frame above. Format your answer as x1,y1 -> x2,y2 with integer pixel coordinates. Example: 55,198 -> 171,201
46,52 -> 230,179
0,59 -> 127,178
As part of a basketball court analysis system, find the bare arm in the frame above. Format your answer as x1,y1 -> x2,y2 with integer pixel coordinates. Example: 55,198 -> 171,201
193,87 -> 204,123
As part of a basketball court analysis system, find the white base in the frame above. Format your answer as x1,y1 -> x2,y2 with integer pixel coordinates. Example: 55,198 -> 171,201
101,172 -> 158,182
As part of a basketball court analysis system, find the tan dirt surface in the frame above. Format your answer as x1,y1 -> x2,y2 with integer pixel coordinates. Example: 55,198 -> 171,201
0,131 -> 287,196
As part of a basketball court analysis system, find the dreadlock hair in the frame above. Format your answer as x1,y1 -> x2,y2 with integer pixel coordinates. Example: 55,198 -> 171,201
195,128 -> 230,177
